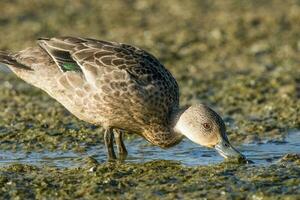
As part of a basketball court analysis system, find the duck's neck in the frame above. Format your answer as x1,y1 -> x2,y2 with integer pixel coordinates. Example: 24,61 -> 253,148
143,125 -> 183,148
142,108 -> 186,148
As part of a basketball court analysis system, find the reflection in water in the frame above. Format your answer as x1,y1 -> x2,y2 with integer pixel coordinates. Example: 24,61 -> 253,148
0,132 -> 299,168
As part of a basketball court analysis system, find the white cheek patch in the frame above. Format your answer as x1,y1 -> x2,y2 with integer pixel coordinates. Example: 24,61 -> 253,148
174,116 -> 219,147
174,117 -> 200,144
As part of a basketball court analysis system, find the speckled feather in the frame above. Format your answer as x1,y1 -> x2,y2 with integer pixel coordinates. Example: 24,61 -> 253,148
1,37 -> 182,147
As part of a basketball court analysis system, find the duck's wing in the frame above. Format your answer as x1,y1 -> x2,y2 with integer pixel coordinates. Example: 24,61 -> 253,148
38,36 -> 179,106
39,37 -> 175,82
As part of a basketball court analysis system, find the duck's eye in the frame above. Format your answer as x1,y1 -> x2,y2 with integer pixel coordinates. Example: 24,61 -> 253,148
202,123 -> 211,130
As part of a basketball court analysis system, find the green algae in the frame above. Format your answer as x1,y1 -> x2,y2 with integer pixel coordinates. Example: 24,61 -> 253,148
0,0 -> 300,199
0,159 -> 299,199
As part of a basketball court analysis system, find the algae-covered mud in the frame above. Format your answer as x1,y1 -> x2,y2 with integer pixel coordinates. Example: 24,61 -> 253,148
0,0 -> 300,199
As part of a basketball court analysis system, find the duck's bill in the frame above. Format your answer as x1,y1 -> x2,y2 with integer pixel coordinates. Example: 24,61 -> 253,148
214,140 -> 245,160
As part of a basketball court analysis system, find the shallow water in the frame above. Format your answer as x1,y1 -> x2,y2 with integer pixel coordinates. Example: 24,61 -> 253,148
0,131 -> 299,168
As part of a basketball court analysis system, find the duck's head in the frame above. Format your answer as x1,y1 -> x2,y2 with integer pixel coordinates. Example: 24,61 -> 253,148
174,104 -> 245,160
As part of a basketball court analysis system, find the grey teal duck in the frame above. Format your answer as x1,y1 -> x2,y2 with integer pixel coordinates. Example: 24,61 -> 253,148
0,37 -> 244,161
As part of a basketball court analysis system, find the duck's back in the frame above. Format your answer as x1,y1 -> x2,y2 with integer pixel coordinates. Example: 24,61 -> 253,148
1,37 -> 179,133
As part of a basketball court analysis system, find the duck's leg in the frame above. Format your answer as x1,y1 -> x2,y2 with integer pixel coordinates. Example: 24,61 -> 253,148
113,129 -> 128,160
104,128 -> 116,160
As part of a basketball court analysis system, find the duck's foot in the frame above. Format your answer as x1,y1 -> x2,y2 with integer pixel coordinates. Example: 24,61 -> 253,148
104,128 -> 117,160
114,129 -> 128,160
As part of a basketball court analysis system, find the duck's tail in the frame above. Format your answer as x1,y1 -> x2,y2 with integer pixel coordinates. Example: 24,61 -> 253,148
0,51 -> 31,70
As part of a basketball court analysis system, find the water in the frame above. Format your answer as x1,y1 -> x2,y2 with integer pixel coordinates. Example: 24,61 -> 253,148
0,64 -> 10,73
0,132 -> 299,168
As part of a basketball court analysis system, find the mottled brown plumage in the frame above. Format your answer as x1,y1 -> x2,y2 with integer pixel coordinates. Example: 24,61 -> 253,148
1,37 -> 181,147
0,37 -> 245,161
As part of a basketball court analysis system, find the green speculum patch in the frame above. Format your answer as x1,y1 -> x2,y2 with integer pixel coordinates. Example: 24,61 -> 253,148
61,62 -> 81,72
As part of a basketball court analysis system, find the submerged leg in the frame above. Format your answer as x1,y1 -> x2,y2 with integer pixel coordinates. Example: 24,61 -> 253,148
104,128 -> 116,160
114,129 -> 128,160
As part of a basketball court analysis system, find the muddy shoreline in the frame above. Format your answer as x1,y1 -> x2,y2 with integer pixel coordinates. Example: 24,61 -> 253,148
0,0 -> 300,199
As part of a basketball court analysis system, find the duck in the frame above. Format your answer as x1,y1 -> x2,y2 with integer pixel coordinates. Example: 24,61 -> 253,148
0,36 -> 245,161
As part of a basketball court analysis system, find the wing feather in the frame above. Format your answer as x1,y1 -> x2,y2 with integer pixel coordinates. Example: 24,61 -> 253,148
37,37 -> 179,114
